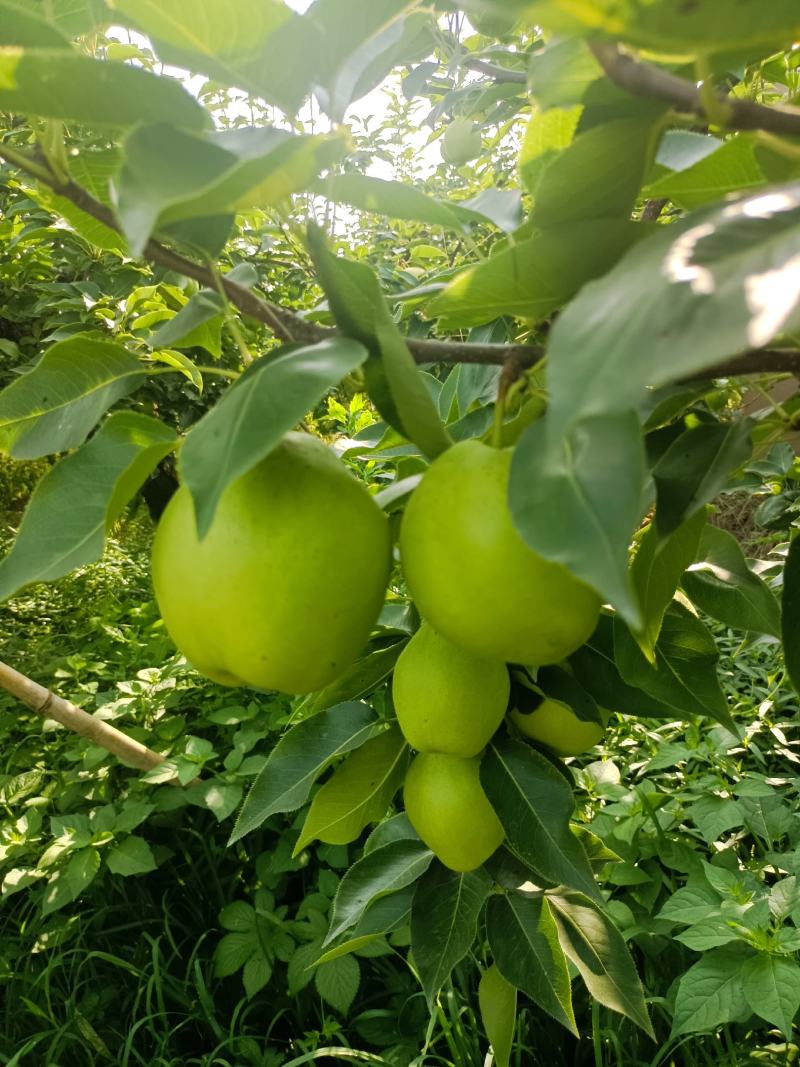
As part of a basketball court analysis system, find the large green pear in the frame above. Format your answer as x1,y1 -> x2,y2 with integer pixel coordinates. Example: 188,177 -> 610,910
393,622 -> 509,756
441,119 -> 482,165
511,699 -> 610,757
399,440 -> 600,666
151,433 -> 391,695
404,752 -> 504,871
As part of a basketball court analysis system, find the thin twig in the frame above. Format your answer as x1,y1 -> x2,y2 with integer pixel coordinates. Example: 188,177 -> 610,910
463,57 -> 527,84
590,42 -> 800,137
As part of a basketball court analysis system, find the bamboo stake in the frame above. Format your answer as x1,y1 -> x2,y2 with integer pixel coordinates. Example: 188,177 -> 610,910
0,658 -> 169,775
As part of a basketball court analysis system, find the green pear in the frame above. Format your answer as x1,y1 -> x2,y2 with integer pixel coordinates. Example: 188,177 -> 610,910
399,440 -> 600,666
152,433 -> 391,695
393,622 -> 509,756
511,698 -> 610,757
404,752 -> 504,871
442,119 -> 482,165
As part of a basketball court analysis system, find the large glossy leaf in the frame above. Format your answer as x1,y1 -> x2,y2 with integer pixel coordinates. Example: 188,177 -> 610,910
527,38 -> 602,110
645,135 -> 766,211
547,183 -> 800,434
519,105 -> 581,197
0,49 -> 207,128
683,526 -> 781,638
548,889 -> 654,1037
311,1 -> 429,121
478,965 -> 517,1067
741,954 -> 800,1040
147,290 -> 225,356
294,727 -> 408,852
509,412 -> 646,627
481,738 -> 599,902
180,338 -> 367,538
0,2 -> 72,48
487,893 -> 576,1034
316,883 -> 415,965
525,0 -> 800,58
313,174 -> 494,231
229,702 -> 379,843
410,863 -> 492,1006
531,117 -> 659,227
671,945 -> 752,1038
783,537 -> 800,696
653,419 -> 754,538
428,219 -> 639,330
109,0 -> 315,114
0,337 -> 145,459
569,616 -> 676,719
0,413 -> 176,602
325,839 -> 433,946
614,603 -> 736,732
307,225 -> 451,459
630,509 -> 706,660
118,124 -> 346,254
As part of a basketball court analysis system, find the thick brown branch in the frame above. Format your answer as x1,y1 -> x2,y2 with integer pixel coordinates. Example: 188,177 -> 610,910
591,42 -> 800,137
463,58 -> 527,84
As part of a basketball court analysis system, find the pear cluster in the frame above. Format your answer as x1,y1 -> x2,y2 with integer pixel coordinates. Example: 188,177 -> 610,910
396,440 -> 605,872
151,433 -> 609,875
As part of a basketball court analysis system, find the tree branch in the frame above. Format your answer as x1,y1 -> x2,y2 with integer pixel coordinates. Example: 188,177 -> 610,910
590,42 -> 800,137
2,145 -> 800,382
463,58 -> 527,84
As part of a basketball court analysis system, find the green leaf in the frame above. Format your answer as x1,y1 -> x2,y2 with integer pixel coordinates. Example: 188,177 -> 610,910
325,839 -> 433,946
43,0 -> 112,36
318,883 -> 415,964
214,932 -> 256,977
307,224 -> 451,460
314,173 -> 495,231
569,615 -> 676,719
682,525 -> 781,637
645,135 -> 766,211
118,123 -> 346,254
42,847 -> 100,916
487,893 -> 576,1034
519,105 -> 581,197
105,835 -> 156,876
509,412 -> 646,627
0,412 -> 177,603
0,337 -> 145,459
181,338 -> 367,538
301,642 -> 405,717
0,49 -> 207,128
147,290 -> 224,356
108,0 -> 314,114
546,183 -> 800,434
548,889 -> 655,1038
614,603 -> 736,732
34,149 -> 126,252
410,862 -> 492,1006
315,954 -> 360,1015
478,964 -> 517,1067
219,900 -> 255,933
630,509 -> 706,660
525,0 -> 800,58
653,420 -> 754,538
312,2 -> 431,121
229,702 -> 380,844
294,727 -> 408,853
527,38 -> 602,110
0,2 -> 73,48
783,537 -> 800,696
481,738 -> 600,902
428,219 -> 639,330
532,117 -> 660,227
741,954 -> 800,1039
671,945 -> 753,1038
243,953 -> 272,997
